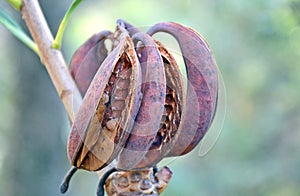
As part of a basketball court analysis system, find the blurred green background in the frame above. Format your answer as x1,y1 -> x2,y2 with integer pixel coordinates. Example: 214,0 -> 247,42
1,0 -> 300,195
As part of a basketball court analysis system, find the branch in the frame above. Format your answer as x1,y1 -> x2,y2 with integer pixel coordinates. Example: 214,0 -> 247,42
20,0 -> 111,190
21,0 -> 82,123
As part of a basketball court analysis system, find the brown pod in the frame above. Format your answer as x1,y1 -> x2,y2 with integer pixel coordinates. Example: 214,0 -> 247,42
70,30 -> 112,96
147,22 -> 218,156
67,26 -> 142,171
134,40 -> 185,168
117,32 -> 166,170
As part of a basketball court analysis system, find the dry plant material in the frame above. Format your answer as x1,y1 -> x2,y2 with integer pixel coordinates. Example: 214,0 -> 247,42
61,20 -> 218,196
104,167 -> 172,196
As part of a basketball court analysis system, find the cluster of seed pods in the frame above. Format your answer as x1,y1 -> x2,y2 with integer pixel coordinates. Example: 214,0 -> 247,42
60,19 -> 218,196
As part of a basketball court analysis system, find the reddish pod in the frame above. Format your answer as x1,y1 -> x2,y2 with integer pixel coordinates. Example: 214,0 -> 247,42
117,32 -> 166,170
70,30 -> 112,96
147,22 -> 218,156
116,20 -> 185,169
61,20 -> 219,196
134,40 -> 185,168
68,27 -> 142,171
61,26 -> 142,194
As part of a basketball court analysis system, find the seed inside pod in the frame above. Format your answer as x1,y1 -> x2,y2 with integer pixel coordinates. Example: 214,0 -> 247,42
106,119 -> 118,131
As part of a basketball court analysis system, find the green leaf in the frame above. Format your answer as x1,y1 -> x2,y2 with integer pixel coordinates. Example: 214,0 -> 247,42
6,0 -> 22,11
0,8 -> 39,55
52,0 -> 84,49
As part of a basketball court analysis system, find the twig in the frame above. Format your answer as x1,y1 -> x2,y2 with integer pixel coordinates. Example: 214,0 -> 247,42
20,1 -> 111,192
21,0 -> 82,123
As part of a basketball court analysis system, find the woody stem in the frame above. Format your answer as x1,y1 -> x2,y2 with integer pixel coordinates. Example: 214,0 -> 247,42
21,0 -> 82,123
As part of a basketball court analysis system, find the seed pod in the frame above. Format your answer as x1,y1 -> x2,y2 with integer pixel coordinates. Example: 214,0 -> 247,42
117,32 -> 166,170
136,40 -> 185,168
70,30 -> 113,96
147,22 -> 218,156
62,20 -> 219,196
113,21 -> 185,167
67,26 -> 142,171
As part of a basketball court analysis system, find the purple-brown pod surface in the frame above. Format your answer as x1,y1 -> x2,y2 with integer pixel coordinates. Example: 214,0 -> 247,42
133,40 -> 186,168
115,20 -> 185,169
70,30 -> 113,96
117,32 -> 166,170
67,26 -> 142,171
61,19 -> 218,196
147,22 -> 218,156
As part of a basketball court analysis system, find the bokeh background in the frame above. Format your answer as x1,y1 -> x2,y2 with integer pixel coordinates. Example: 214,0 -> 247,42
1,0 -> 300,195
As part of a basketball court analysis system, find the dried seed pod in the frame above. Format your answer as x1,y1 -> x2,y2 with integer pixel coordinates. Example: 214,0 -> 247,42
70,30 -> 113,95
105,167 -> 172,196
133,40 -> 185,168
117,32 -> 166,170
113,21 -> 185,168
62,19 -> 219,196
67,26 -> 142,172
147,22 -> 218,156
